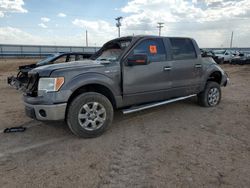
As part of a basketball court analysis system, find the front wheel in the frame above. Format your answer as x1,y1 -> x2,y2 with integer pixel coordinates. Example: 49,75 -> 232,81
67,92 -> 114,138
198,81 -> 221,107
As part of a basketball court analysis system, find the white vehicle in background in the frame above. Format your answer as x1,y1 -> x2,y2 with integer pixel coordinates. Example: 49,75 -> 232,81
213,50 -> 235,63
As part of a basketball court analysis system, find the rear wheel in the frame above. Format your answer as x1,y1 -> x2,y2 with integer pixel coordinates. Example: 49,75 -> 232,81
67,92 -> 113,138
198,81 -> 221,107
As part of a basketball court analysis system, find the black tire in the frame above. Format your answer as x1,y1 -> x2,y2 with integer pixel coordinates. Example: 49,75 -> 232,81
67,92 -> 113,138
198,81 -> 221,107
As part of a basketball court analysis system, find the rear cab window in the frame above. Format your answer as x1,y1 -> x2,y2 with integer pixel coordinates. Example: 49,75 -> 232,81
169,38 -> 197,60
131,38 -> 167,62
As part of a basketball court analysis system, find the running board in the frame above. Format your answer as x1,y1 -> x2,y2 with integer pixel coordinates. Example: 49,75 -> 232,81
122,94 -> 197,114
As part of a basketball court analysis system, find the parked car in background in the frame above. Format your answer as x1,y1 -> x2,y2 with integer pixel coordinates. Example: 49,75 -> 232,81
37,52 -> 92,66
7,52 -> 92,90
231,52 -> 250,65
213,50 -> 234,63
201,49 -> 224,64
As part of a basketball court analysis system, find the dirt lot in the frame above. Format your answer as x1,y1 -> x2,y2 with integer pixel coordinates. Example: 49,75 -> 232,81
0,59 -> 249,188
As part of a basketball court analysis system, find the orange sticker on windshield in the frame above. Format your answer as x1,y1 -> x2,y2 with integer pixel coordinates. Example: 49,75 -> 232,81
149,45 -> 157,54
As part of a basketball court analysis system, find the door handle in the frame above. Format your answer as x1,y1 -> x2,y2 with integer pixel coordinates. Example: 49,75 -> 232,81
195,64 -> 202,68
164,66 -> 172,71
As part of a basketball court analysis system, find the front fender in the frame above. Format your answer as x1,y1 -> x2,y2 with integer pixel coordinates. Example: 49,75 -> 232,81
61,72 -> 121,96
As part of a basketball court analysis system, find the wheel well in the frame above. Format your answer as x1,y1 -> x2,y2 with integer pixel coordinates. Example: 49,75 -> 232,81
67,84 -> 116,109
207,71 -> 222,84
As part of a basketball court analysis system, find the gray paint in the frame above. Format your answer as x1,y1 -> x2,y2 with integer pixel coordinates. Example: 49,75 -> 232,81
23,35 -> 228,121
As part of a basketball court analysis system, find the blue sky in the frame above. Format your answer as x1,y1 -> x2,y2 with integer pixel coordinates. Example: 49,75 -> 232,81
1,0 -> 250,47
0,0 -> 127,38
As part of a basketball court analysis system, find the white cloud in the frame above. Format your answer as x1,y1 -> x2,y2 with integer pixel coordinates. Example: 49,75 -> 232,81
0,26 -> 89,46
72,19 -> 114,32
72,19 -> 117,45
41,17 -> 50,22
1,0 -> 250,47
0,0 -> 27,17
57,12 -> 66,17
120,0 -> 250,47
38,23 -> 47,28
121,0 -> 250,23
0,27 -> 42,44
0,11 -> 4,17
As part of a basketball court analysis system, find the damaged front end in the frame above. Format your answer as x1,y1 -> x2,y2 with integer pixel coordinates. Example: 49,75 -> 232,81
7,64 -> 37,91
25,72 -> 39,97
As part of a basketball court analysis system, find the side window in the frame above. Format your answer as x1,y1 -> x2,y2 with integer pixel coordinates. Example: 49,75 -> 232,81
170,38 -> 197,60
75,55 -> 86,61
131,39 -> 166,62
52,55 -> 67,64
66,55 -> 75,62
75,55 -> 81,61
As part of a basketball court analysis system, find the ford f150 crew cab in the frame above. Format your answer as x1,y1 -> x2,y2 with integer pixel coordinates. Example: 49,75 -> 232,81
23,36 -> 229,138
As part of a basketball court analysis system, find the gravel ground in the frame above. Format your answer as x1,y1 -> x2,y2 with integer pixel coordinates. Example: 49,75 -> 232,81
0,60 -> 249,188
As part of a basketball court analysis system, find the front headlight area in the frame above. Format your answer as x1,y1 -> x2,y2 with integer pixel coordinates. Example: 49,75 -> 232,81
38,77 -> 64,96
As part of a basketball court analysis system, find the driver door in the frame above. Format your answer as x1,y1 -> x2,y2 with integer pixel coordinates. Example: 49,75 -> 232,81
122,38 -> 172,106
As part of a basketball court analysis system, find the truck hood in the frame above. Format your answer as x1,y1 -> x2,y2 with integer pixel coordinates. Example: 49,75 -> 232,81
29,59 -> 106,77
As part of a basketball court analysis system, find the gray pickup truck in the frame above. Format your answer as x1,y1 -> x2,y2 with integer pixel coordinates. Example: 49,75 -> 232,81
23,36 -> 228,138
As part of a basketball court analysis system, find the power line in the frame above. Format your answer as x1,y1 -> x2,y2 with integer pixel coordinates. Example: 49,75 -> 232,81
115,16 -> 123,37
230,31 -> 234,48
86,30 -> 88,47
157,22 -> 164,36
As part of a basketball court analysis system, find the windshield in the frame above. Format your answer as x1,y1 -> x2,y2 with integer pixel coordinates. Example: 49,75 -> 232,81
94,39 -> 132,61
96,49 -> 123,61
37,53 -> 61,65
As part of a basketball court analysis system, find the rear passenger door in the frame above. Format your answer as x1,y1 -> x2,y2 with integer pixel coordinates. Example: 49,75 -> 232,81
168,38 -> 202,95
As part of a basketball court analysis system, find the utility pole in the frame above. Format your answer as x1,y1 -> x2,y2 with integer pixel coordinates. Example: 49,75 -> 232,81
86,30 -> 88,47
115,16 -> 123,37
230,31 -> 234,48
157,22 -> 164,36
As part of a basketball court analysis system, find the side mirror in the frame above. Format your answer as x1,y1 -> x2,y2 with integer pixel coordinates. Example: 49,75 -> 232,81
126,54 -> 149,66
